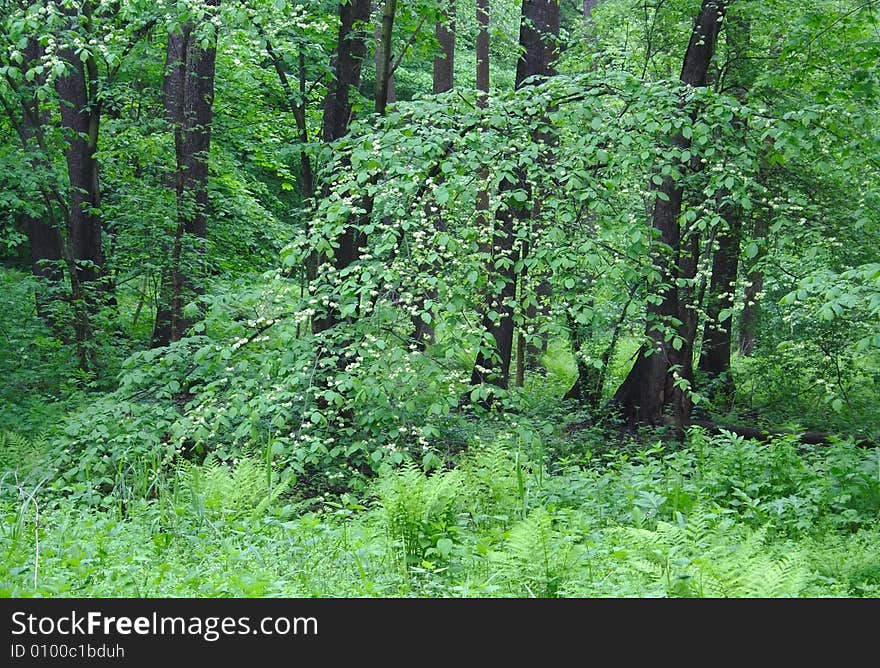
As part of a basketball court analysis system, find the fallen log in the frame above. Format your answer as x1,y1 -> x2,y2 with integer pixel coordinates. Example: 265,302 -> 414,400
688,419 -> 875,449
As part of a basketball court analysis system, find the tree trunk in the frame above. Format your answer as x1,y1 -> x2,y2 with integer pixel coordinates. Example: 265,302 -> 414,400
312,0 -> 373,335
698,14 -> 752,401
323,0 -> 372,144
56,3 -> 104,289
469,0 -> 559,396
584,0 -> 599,19
433,2 -> 456,94
153,3 -> 219,346
375,0 -> 397,115
698,198 -> 741,401
412,3 -> 457,348
263,39 -> 315,203
563,312 -> 602,404
476,0 -> 490,106
612,0 -> 727,428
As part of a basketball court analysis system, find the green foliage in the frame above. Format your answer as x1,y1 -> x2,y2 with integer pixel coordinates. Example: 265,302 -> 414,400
491,507 -> 578,597
2,431 -> 878,597
613,509 -> 810,597
1,0 -> 878,600
0,431 -> 42,476
375,463 -> 463,566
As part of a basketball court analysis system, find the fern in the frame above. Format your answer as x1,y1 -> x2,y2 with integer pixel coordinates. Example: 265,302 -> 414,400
492,508 -> 576,597
375,464 -> 463,565
0,431 -> 43,475
615,506 -> 810,597
459,441 -> 519,525
177,456 -> 290,519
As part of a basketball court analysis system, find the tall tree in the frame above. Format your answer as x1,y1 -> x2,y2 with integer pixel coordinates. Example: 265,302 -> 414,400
153,1 -> 220,345
433,1 -> 455,94
469,0 -> 559,395
313,0 -> 373,334
612,0 -> 727,428
375,0 -> 397,115
56,0 -> 105,288
412,1 -> 456,348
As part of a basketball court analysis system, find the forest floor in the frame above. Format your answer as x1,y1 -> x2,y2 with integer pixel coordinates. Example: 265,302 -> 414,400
2,409 -> 879,597
1,269 -> 878,597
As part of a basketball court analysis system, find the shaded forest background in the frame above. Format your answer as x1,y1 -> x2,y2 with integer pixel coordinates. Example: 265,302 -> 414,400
0,0 -> 878,597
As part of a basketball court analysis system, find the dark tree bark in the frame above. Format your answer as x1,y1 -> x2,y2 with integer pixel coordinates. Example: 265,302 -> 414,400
612,0 -> 727,428
514,0 -> 560,86
433,1 -> 456,93
469,0 -> 559,395
17,39 -> 63,289
375,0 -> 397,115
476,0 -> 490,106
56,1 -> 104,288
323,0 -> 372,144
153,3 -> 219,346
698,199 -> 741,397
312,0 -> 373,334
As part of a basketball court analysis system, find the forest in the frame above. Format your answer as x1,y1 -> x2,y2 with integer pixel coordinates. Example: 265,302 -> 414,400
0,0 -> 878,598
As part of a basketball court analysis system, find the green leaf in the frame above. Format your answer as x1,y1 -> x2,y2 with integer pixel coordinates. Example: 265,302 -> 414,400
436,538 -> 453,559
745,242 -> 759,259
435,185 -> 450,205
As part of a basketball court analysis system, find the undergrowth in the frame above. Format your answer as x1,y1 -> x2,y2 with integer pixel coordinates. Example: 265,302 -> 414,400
2,427 -> 878,598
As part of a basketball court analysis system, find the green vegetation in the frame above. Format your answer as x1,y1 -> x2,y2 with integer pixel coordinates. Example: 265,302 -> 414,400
3,426 -> 879,597
1,0 -> 878,598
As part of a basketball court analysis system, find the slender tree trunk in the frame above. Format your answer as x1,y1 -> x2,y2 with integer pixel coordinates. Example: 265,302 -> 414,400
375,0 -> 397,115
412,2 -> 457,348
56,2 -> 104,289
154,2 -> 219,346
476,0 -> 490,106
612,0 -> 727,428
312,0 -> 374,334
433,2 -> 456,94
698,199 -> 741,401
264,38 -> 314,202
469,0 -> 559,396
